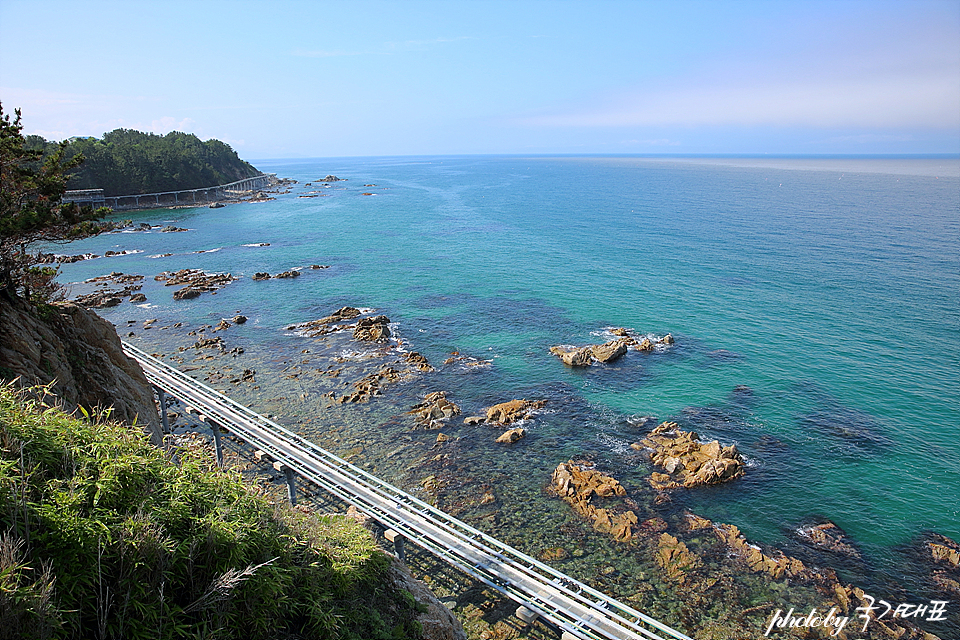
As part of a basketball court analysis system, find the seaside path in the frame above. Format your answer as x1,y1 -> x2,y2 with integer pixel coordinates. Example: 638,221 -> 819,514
123,341 -> 693,640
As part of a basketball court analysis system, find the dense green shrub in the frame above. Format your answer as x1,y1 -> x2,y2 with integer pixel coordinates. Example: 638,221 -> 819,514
0,384 -> 422,639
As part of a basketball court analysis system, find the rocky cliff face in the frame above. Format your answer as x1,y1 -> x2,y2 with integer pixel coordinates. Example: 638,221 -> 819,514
0,295 -> 161,444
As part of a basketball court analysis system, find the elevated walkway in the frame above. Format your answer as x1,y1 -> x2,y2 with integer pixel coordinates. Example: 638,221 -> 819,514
123,341 -> 692,640
64,174 -> 275,211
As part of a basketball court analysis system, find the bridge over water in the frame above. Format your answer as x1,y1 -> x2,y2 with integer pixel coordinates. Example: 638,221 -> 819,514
63,174 -> 276,211
122,341 -> 693,640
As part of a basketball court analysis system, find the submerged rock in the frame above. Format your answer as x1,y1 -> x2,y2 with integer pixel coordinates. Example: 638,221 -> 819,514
796,521 -> 861,559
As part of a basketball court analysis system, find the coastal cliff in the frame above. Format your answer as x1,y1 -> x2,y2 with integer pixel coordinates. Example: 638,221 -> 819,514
0,294 -> 162,444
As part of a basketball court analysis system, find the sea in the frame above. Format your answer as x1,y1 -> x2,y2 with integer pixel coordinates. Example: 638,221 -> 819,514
51,155 -> 960,636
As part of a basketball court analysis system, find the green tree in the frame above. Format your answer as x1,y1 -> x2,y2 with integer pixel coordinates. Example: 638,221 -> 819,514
0,104 -> 110,302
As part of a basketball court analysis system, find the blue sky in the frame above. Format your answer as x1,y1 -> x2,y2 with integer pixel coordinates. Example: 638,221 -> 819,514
1,0 -> 958,158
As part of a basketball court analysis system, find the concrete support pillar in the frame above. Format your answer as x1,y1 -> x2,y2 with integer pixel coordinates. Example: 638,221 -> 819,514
206,418 -> 224,467
157,387 -> 170,434
384,529 -> 406,561
274,462 -> 297,505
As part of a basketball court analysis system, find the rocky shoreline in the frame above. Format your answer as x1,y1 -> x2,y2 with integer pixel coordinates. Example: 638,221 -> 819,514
46,175 -> 956,640
113,298 -> 956,639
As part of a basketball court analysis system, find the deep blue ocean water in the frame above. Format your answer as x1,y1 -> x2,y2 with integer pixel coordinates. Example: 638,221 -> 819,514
53,155 -> 959,627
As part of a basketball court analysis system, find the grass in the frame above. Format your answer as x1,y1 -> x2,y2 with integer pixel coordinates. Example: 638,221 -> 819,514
0,382 -> 423,640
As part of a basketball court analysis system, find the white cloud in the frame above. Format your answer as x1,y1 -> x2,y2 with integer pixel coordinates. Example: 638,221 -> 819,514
523,68 -> 960,130
148,116 -> 196,134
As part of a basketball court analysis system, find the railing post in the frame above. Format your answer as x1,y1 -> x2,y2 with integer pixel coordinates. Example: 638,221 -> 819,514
156,387 -> 170,434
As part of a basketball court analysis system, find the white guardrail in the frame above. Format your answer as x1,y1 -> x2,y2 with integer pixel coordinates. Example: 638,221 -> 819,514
123,341 -> 693,640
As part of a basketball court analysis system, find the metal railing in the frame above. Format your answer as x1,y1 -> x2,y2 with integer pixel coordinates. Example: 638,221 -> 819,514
123,341 -> 692,640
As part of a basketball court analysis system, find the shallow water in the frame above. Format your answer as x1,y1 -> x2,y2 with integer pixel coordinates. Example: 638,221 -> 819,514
52,155 -> 960,636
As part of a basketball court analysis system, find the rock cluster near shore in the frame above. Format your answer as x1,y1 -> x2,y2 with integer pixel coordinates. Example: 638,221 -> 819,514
155,268 -> 237,300
552,461 -> 638,542
633,421 -> 745,489
408,391 -> 461,427
73,272 -> 145,307
482,399 -> 546,425
549,329 -> 674,367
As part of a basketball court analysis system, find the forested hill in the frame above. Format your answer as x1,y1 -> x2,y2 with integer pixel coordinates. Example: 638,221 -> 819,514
26,129 -> 262,196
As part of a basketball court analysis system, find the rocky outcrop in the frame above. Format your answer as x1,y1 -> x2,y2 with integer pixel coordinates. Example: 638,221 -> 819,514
483,399 -> 546,425
408,391 -> 461,426
549,345 -> 593,367
591,339 -> 628,363
402,351 -> 433,371
387,558 -> 466,640
796,521 -> 861,559
495,428 -> 526,444
928,533 -> 960,568
550,331 -> 674,367
0,296 -> 161,444
551,461 -> 638,542
353,315 -> 390,342
656,533 -> 702,583
715,523 -> 809,580
337,366 -> 403,403
156,269 -> 237,300
633,421 -> 744,489
287,307 -> 363,337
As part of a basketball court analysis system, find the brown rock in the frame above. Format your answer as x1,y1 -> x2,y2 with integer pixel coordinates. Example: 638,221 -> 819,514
129,293 -> 147,303
274,270 -> 300,279
656,533 -> 701,582
549,345 -> 593,367
929,534 -> 960,568
591,339 -> 629,363
485,399 -> 546,425
496,427 -> 526,443
354,315 -> 391,342
403,351 -> 434,371
387,557 -> 467,640
252,272 -> 271,280
640,422 -> 745,489
173,287 -> 201,300
408,391 -> 461,426
797,522 -> 861,559
0,297 -> 161,444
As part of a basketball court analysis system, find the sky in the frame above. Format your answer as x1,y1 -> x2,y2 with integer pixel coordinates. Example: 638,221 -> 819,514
1,0 -> 958,158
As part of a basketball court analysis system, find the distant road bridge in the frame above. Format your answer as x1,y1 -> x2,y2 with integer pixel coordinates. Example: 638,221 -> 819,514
63,174 -> 276,211
122,341 -> 693,640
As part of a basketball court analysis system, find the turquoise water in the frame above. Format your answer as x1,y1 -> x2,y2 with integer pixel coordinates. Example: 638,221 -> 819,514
53,156 -> 959,627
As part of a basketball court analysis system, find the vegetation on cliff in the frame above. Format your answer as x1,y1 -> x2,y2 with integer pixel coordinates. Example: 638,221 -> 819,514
0,384 -> 423,639
25,129 -> 261,196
